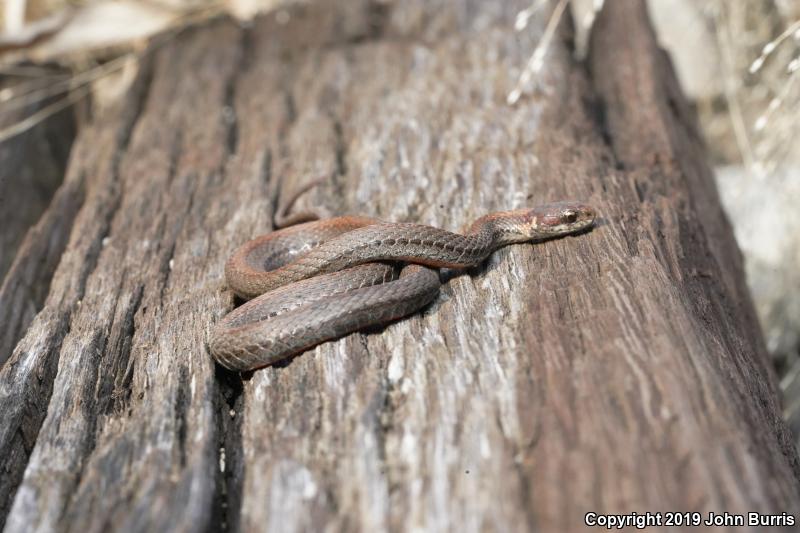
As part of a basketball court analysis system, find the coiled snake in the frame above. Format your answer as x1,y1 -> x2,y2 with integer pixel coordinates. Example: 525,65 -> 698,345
210,201 -> 595,371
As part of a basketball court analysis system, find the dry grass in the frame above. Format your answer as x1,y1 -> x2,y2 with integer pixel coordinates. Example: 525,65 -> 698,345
0,0 -> 284,142
708,0 -> 800,173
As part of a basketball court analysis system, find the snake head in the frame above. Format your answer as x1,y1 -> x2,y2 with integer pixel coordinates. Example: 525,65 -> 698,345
529,201 -> 596,237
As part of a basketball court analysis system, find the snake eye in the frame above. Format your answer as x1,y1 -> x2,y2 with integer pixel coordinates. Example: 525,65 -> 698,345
564,211 -> 578,224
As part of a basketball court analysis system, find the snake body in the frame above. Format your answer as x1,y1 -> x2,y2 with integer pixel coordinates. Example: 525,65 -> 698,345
210,202 -> 595,371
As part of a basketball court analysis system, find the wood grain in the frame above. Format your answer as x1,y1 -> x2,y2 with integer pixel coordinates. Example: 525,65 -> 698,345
1,1 -> 798,531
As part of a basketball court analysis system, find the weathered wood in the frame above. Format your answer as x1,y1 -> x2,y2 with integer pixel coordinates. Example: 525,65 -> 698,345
1,1 -> 799,532
0,70 -> 147,525
0,68 -> 78,367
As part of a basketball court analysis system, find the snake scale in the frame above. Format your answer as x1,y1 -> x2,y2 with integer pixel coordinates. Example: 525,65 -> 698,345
210,202 -> 596,371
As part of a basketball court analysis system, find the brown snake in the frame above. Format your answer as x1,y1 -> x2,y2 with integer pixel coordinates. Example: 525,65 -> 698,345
210,202 -> 596,372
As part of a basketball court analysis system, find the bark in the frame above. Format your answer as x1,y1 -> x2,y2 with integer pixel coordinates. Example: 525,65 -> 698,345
1,1 -> 798,532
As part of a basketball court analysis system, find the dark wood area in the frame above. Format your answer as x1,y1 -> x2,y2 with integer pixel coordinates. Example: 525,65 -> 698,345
0,65 -> 78,367
1,1 -> 798,531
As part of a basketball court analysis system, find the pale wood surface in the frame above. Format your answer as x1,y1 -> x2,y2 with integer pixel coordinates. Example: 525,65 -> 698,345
1,1 -> 799,532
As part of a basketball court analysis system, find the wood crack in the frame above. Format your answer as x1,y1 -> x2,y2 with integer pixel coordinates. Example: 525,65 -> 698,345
212,365 -> 245,532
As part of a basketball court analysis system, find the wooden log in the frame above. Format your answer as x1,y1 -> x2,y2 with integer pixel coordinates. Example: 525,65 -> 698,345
0,66 -> 78,367
1,1 -> 798,531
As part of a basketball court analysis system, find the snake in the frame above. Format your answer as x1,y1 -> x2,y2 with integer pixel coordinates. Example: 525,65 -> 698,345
209,201 -> 596,372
